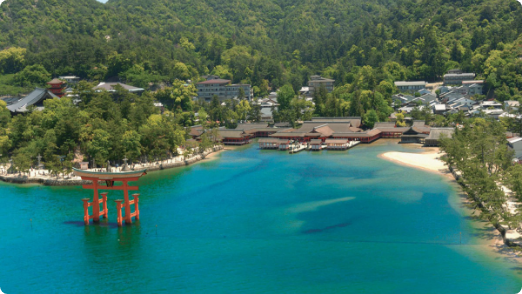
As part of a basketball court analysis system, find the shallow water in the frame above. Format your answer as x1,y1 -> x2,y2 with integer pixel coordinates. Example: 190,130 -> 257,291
0,141 -> 521,293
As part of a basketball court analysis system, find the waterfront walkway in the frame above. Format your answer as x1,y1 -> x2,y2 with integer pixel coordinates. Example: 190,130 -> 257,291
0,145 -> 223,185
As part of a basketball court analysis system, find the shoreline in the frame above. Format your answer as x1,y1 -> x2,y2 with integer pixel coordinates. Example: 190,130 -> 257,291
379,147 -> 522,266
0,145 -> 225,186
378,147 -> 454,180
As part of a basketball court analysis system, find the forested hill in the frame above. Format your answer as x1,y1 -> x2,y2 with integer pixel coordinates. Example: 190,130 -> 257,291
1,0 -> 522,99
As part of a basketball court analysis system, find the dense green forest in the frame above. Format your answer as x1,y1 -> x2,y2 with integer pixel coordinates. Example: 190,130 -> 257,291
2,0 -> 522,170
1,0 -> 522,95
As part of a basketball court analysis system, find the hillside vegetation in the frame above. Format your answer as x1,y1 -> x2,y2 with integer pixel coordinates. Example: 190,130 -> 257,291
0,0 -> 521,97
2,0 -> 522,171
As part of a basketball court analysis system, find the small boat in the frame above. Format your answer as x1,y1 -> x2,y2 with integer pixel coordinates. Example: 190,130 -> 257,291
72,168 -> 147,180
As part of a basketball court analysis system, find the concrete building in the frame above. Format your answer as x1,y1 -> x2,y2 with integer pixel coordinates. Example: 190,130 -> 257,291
462,80 -> 484,96
443,73 -> 476,85
508,137 -> 522,161
394,81 -> 427,92
196,77 -> 253,102
308,75 -> 335,93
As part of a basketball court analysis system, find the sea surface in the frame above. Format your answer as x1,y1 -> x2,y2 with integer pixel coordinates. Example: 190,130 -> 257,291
0,141 -> 521,293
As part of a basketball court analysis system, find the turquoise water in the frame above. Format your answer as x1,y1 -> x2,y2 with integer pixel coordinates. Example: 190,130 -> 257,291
0,141 -> 521,293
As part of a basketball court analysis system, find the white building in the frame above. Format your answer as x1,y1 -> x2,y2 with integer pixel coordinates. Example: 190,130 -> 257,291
395,81 -> 427,92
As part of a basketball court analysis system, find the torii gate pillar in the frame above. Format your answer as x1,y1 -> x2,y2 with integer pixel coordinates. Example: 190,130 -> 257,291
73,168 -> 146,226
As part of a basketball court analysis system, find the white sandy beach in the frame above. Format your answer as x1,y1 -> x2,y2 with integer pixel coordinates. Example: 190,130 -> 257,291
379,148 -> 452,178
380,147 -> 522,264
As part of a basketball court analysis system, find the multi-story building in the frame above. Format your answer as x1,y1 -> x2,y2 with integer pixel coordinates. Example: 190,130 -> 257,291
308,75 -> 335,93
394,81 -> 427,93
443,73 -> 476,85
196,77 -> 253,101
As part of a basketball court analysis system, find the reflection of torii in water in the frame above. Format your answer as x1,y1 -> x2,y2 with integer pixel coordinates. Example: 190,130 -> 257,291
73,168 -> 147,226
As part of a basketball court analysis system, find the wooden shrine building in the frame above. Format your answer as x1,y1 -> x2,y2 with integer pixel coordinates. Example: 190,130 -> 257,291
325,139 -> 349,150
310,139 -> 323,150
400,127 -> 428,144
47,78 -> 66,98
259,138 -> 281,149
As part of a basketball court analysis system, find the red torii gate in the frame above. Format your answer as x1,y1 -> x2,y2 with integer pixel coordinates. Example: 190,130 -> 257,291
73,168 -> 147,226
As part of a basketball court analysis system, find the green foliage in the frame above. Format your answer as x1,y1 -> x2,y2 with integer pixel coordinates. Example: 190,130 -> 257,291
0,47 -> 26,74
3,0 -> 522,172
13,148 -> 32,174
154,81 -> 196,112
440,118 -> 515,227
277,84 -> 295,111
363,110 -> 379,129
14,65 -> 50,88
235,100 -> 251,121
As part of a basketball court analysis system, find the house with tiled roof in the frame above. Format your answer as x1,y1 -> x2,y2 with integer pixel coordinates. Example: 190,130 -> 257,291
6,88 -> 58,114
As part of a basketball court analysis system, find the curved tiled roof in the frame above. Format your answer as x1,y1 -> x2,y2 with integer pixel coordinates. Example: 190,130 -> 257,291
426,128 -> 455,140
6,88 -> 58,113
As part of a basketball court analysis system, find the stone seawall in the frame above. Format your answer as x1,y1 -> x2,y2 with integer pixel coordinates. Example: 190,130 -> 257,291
0,175 -> 91,186
0,146 -> 224,186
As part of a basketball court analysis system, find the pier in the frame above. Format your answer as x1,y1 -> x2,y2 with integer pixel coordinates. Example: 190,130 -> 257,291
289,143 -> 308,154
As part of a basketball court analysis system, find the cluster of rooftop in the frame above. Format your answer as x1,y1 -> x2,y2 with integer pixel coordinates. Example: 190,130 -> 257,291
1,78 -> 148,115
189,117 -> 455,148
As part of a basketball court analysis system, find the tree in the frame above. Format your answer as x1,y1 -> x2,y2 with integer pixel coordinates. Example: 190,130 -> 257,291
199,133 -> 213,156
0,47 -> 26,74
363,110 -> 379,128
396,112 -> 406,127
235,100 -> 251,121
248,103 -> 262,122
277,84 -> 295,111
87,129 -> 111,165
507,165 -> 522,202
14,65 -> 51,87
154,80 -> 196,112
13,149 -> 32,175
450,41 -> 463,63
238,88 -> 245,100
122,130 -> 142,161
0,100 -> 11,128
